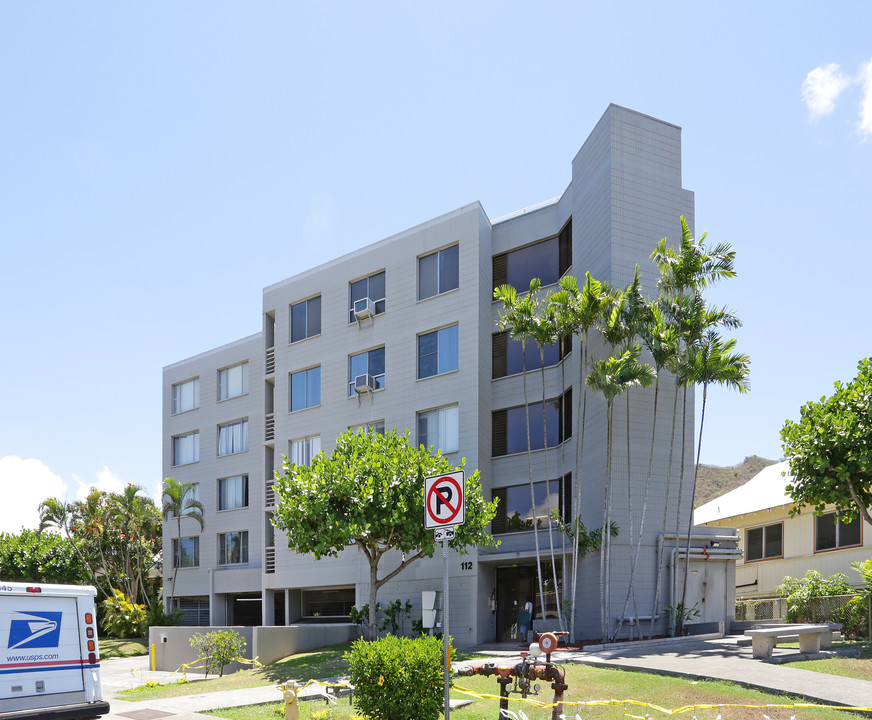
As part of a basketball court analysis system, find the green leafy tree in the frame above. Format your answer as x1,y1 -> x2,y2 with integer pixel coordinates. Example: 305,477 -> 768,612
0,528 -> 89,585
162,477 -> 205,603
39,486 -> 161,606
273,428 -> 498,638
189,629 -> 247,677
781,358 -> 872,527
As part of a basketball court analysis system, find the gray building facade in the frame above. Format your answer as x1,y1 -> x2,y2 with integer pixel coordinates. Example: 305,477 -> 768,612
162,105 -> 725,644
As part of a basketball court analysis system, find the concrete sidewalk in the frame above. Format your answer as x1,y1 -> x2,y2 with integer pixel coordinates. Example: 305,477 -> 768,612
576,635 -> 872,711
95,636 -> 872,719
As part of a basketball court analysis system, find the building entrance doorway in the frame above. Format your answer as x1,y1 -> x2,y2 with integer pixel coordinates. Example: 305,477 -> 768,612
495,561 -> 564,642
495,565 -> 537,642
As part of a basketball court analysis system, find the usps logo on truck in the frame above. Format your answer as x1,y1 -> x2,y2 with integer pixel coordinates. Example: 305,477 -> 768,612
8,610 -> 63,650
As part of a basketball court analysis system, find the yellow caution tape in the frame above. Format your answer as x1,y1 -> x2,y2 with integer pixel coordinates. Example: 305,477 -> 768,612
450,684 -> 872,714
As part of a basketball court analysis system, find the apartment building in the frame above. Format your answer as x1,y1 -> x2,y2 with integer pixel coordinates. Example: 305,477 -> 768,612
162,104 -> 728,644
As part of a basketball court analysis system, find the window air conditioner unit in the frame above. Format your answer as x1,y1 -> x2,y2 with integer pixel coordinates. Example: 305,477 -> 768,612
353,297 -> 376,320
354,373 -> 376,394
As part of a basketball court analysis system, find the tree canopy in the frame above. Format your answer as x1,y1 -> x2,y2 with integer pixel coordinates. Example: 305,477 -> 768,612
781,357 -> 872,526
272,428 -> 498,635
0,528 -> 89,585
39,485 -> 161,606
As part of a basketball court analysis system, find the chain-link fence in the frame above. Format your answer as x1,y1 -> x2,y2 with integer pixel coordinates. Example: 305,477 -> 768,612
736,593 -> 871,639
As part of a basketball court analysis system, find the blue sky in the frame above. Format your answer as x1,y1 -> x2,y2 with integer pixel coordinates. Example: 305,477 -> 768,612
1,2 -> 870,533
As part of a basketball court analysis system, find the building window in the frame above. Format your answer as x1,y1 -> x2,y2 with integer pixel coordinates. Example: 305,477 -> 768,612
349,347 -> 385,396
218,475 -> 249,511
289,436 -> 321,467
290,367 -> 321,411
172,537 -> 200,568
291,296 -> 322,343
218,362 -> 249,401
493,219 -> 572,291
491,475 -> 571,534
172,378 -> 199,414
352,421 -> 386,435
492,332 -> 570,378
417,405 -> 459,453
218,531 -> 249,565
349,271 -> 386,323
745,522 -> 783,561
815,512 -> 862,552
218,419 -> 248,456
172,432 -> 199,466
492,390 -> 572,457
418,245 -> 459,300
418,325 -> 459,379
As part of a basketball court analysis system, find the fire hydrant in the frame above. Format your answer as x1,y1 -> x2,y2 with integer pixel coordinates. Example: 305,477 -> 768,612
281,681 -> 302,720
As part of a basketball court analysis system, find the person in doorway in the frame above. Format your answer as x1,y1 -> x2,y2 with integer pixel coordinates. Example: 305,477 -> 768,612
518,596 -> 533,640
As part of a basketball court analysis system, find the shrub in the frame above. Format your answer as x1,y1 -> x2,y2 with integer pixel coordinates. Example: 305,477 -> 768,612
189,629 -> 246,677
379,599 -> 412,636
346,635 -> 446,720
101,589 -> 147,638
777,570 -> 853,623
833,595 -> 869,640
146,602 -> 183,628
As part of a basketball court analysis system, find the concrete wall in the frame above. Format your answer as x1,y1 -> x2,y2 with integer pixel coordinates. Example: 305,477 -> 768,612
253,624 -> 360,665
150,626 -> 254,675
149,624 -> 360,673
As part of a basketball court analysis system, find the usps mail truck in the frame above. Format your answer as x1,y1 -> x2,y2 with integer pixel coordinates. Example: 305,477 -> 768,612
0,582 -> 109,719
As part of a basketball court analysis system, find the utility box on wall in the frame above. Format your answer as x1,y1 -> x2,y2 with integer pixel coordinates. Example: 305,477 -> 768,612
422,590 -> 441,630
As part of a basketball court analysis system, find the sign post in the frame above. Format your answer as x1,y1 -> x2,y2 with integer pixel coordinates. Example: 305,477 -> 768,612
424,471 -> 465,720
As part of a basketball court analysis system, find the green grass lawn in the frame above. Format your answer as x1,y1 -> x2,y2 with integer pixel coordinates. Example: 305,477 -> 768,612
123,642 -> 871,720
119,645 -> 353,701
782,641 -> 872,682
100,637 -> 148,659
209,664 -> 868,720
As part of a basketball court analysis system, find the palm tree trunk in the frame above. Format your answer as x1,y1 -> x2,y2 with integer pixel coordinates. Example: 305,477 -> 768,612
680,384 -> 708,611
522,343 -> 546,631
570,336 -> 589,643
540,346 -> 562,629
600,401 -> 614,640
617,373 -> 661,639
669,384 -> 690,635
650,373 -> 680,639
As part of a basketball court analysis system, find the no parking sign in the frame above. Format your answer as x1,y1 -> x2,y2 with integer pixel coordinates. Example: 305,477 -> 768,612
424,471 -> 465,529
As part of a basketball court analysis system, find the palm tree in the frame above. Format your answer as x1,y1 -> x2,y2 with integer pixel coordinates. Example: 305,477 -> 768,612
494,280 -> 547,626
586,342 -> 655,639
649,218 -> 737,634
110,484 -> 160,608
677,330 -> 749,611
548,272 -> 606,642
39,496 -> 102,594
162,477 -> 205,605
526,290 -> 566,629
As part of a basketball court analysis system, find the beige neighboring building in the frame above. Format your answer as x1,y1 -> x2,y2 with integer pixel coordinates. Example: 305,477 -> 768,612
695,461 -> 872,601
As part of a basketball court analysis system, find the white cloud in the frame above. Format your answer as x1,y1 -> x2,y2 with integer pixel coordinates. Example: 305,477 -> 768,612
858,58 -> 872,139
0,458 -> 161,535
0,456 -> 67,534
74,466 -> 126,501
802,63 -> 851,120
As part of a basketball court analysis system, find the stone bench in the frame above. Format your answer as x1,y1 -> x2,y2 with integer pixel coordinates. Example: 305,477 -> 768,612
744,623 -> 840,659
